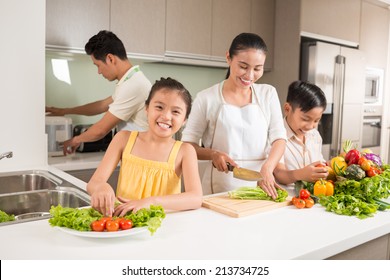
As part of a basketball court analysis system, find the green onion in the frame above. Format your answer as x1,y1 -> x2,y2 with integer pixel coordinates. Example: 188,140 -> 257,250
228,187 -> 288,202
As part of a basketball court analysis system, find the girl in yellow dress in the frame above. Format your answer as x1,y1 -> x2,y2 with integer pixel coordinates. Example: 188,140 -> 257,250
87,77 -> 203,216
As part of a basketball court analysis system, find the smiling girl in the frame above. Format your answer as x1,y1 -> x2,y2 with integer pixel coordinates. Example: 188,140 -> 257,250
181,33 -> 287,199
87,78 -> 203,216
274,80 -> 328,185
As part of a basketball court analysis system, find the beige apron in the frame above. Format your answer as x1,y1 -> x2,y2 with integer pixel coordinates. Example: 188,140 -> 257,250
202,81 -> 269,194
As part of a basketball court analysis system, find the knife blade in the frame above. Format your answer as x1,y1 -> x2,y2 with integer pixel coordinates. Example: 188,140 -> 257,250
226,163 -> 262,181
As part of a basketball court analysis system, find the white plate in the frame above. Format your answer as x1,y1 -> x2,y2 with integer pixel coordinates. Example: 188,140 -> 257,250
56,226 -> 148,238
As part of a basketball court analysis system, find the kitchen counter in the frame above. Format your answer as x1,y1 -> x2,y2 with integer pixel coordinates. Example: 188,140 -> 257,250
48,152 -> 105,171
1,165 -> 390,260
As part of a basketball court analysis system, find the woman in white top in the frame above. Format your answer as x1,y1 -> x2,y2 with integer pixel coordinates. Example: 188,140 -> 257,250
181,33 -> 287,199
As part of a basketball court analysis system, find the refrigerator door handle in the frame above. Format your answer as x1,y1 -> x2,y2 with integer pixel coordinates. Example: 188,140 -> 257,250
330,55 -> 346,156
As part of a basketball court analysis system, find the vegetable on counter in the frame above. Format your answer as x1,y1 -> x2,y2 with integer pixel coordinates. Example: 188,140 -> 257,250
299,189 -> 311,200
319,165 -> 390,219
345,149 -> 361,165
330,156 -> 348,176
344,164 -> 366,181
0,210 -> 15,223
313,179 -> 334,196
292,197 -> 305,209
365,153 -> 382,167
319,194 -> 378,219
293,155 -> 390,218
228,187 -> 288,202
291,188 -> 315,209
313,180 -> 327,196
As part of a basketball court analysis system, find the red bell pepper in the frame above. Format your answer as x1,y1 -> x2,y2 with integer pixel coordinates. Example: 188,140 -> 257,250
345,149 -> 361,165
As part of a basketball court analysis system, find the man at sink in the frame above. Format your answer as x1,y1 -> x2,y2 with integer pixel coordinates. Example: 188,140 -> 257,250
45,30 -> 151,155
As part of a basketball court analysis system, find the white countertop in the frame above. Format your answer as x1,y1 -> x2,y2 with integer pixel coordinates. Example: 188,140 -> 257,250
48,152 -> 105,171
1,165 -> 390,260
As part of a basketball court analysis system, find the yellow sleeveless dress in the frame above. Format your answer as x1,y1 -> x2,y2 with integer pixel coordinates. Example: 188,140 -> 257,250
116,131 -> 182,199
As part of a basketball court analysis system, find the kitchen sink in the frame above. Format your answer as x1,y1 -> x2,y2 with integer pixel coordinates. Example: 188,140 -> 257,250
0,170 -> 90,226
0,170 -> 60,194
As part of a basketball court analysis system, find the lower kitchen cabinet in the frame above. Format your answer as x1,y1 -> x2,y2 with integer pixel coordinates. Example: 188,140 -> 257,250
66,167 -> 120,193
326,234 -> 390,260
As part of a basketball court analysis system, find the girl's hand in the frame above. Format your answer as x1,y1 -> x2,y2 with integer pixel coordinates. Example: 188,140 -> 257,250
113,196 -> 154,217
90,183 -> 116,217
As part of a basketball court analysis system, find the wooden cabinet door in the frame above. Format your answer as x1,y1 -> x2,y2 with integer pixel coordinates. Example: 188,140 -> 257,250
46,0 -> 110,49
211,0 -> 251,58
301,0 -> 361,44
166,0 -> 212,57
110,0 -> 166,57
360,2 -> 390,69
251,0 -> 275,70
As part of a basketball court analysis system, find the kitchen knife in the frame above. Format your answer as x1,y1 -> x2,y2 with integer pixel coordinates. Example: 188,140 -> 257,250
227,163 -> 262,181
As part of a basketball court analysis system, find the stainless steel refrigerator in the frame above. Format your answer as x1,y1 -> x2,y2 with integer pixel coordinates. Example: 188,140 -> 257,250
300,41 -> 366,159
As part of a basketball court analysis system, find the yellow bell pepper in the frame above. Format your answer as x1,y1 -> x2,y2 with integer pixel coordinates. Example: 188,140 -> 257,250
314,179 -> 335,196
330,156 -> 347,176
314,180 -> 327,196
325,180 -> 334,196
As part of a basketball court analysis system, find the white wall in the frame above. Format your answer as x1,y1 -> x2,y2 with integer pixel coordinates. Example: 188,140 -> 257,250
260,0 -> 301,105
0,0 -> 46,172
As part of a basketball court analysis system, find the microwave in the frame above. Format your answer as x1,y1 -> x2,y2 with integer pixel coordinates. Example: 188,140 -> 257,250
364,67 -> 384,104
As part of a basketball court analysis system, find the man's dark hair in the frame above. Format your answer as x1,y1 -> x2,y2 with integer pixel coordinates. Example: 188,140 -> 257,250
85,30 -> 127,61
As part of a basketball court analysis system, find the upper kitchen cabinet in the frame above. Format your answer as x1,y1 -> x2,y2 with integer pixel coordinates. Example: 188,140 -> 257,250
46,0 -> 110,49
211,0 -> 274,70
165,0 -> 274,69
300,0 -> 361,45
360,1 -> 390,69
211,0 -> 251,59
250,0 -> 275,70
110,0 -> 166,58
166,0 -> 212,58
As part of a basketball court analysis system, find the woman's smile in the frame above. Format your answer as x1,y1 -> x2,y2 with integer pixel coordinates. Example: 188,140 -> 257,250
239,77 -> 252,86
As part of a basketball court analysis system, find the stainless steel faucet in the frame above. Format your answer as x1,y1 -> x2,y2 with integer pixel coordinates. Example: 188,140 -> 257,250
0,151 -> 13,160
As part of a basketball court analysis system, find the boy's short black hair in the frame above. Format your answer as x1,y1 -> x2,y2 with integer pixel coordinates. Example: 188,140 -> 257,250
85,30 -> 127,61
287,81 -> 327,112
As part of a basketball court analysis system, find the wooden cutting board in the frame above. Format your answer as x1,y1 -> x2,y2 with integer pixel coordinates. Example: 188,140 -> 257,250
202,194 -> 292,218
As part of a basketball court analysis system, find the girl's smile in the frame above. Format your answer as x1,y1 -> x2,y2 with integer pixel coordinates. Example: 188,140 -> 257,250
146,89 -> 187,137
157,121 -> 172,130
